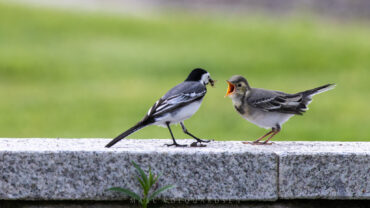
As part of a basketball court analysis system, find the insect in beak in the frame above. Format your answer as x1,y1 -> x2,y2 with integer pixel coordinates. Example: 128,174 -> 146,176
209,78 -> 215,87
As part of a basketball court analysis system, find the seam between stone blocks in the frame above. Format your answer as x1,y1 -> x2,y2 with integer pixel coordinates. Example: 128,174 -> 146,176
276,153 -> 280,200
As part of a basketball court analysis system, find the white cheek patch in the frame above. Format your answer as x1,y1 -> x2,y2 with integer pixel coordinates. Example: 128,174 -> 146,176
200,73 -> 210,85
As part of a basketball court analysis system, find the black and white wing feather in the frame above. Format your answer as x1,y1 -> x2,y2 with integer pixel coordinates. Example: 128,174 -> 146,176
248,90 -> 306,115
247,84 -> 334,115
144,81 -> 207,119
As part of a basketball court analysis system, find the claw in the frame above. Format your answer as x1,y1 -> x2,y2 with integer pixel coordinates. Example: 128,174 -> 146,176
190,142 -> 207,147
196,139 -> 211,143
242,141 -> 274,145
165,143 -> 187,147
261,141 -> 274,145
242,141 -> 260,145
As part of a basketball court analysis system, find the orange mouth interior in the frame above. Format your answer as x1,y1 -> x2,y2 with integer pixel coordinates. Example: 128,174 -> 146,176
226,81 -> 235,96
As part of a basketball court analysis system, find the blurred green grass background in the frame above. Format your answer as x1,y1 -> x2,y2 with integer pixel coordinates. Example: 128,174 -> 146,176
0,2 -> 369,141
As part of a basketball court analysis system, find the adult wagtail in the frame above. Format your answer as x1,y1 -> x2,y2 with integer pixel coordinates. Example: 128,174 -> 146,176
105,68 -> 215,148
225,75 -> 335,145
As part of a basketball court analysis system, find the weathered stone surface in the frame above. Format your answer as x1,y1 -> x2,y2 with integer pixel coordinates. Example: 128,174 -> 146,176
0,138 -> 277,201
1,139 -> 369,201
1,199 -> 370,208
276,142 -> 370,199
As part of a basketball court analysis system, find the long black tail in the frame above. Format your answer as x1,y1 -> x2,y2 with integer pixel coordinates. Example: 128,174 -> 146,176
105,122 -> 147,148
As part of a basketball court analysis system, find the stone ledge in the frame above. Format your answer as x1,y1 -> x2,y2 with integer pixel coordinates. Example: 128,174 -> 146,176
0,139 -> 369,201
1,199 -> 370,208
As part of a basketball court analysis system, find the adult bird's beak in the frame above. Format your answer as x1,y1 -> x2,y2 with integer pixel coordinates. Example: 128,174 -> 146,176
225,81 -> 235,97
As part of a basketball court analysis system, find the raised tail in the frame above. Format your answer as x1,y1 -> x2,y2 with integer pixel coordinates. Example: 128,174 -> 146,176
105,122 -> 148,148
292,83 -> 335,114
301,83 -> 336,97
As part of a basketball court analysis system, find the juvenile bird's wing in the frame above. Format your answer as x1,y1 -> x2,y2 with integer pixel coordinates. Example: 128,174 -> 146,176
145,82 -> 206,118
247,88 -> 306,115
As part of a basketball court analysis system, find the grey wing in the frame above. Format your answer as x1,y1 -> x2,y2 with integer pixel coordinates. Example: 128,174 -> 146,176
162,81 -> 206,100
146,82 -> 206,117
247,88 -> 307,115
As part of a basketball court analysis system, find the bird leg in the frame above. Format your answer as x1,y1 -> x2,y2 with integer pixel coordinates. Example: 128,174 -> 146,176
165,122 -> 187,147
243,130 -> 274,144
261,128 -> 280,145
180,122 -> 210,147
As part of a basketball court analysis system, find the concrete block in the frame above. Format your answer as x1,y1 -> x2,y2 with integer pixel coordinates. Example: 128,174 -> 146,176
2,139 -> 369,201
277,142 -> 370,199
0,138 -> 278,201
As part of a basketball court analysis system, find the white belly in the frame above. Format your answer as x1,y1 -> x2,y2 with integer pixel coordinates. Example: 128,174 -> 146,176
242,109 -> 294,129
155,100 -> 202,127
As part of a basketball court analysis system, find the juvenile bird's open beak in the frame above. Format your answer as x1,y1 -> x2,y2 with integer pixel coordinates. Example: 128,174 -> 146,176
225,81 -> 235,97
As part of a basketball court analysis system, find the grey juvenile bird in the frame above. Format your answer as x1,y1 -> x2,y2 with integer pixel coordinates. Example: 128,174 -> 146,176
105,68 -> 215,148
225,75 -> 335,145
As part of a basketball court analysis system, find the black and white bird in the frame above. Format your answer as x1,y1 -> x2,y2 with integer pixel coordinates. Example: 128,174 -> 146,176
225,75 -> 335,145
105,68 -> 215,148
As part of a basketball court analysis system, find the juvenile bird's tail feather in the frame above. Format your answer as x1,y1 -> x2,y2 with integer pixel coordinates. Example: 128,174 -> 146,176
105,122 -> 148,148
301,83 -> 336,97
292,83 -> 335,114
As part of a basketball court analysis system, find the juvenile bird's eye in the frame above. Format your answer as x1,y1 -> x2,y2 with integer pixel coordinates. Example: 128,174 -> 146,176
237,84 -> 242,87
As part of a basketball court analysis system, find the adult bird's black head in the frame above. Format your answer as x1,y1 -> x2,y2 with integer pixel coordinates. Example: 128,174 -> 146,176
185,68 -> 215,87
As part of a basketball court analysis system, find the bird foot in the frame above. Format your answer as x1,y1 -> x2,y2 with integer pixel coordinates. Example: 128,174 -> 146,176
190,142 -> 207,147
242,141 -> 259,145
262,141 -> 274,145
165,143 -> 187,147
242,141 -> 274,145
195,138 -> 212,143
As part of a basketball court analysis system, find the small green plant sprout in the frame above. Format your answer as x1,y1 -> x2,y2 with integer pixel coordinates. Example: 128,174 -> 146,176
108,161 -> 174,208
